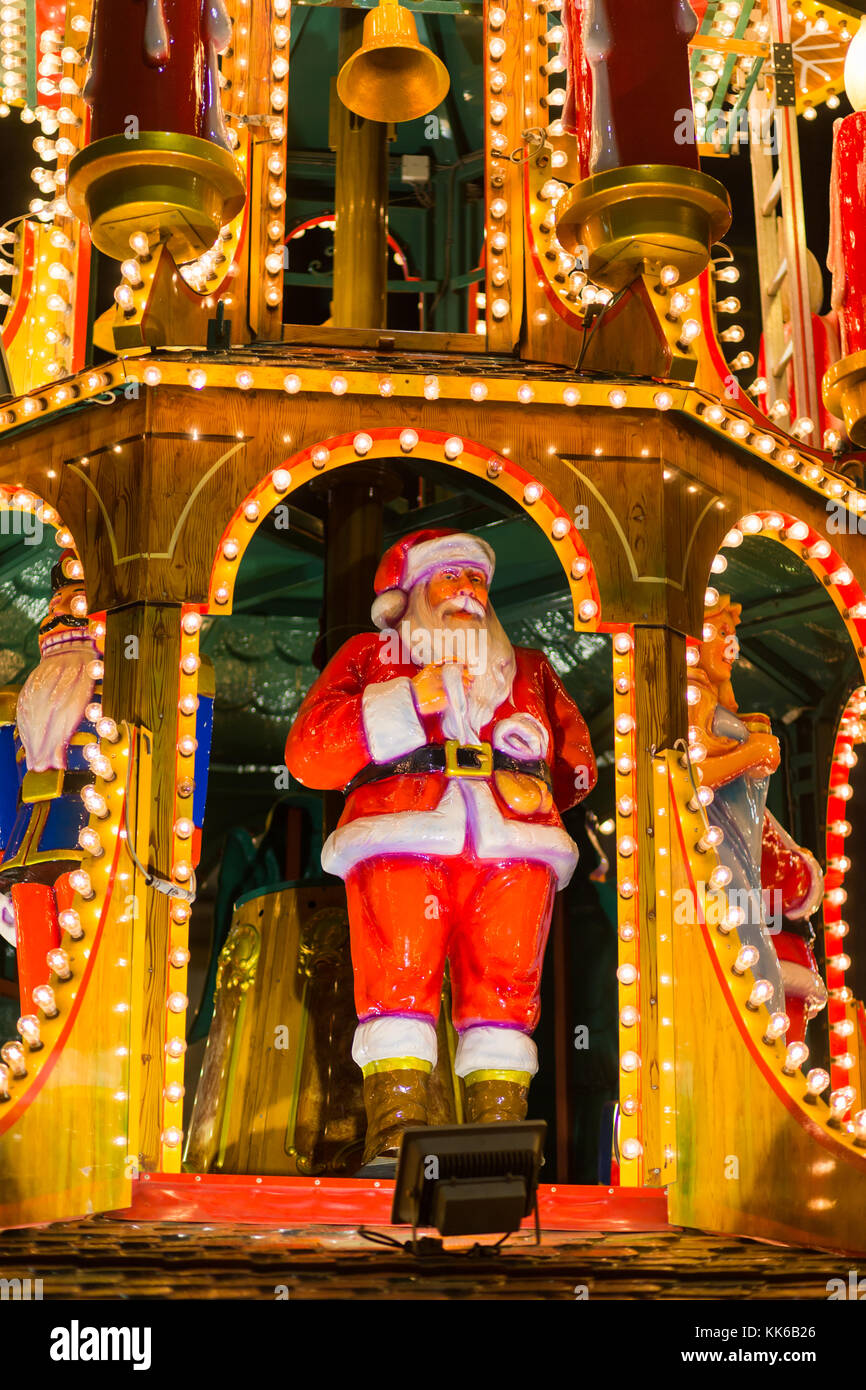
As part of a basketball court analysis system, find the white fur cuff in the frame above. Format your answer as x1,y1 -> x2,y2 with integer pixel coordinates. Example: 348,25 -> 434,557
352,1016 -> 438,1069
454,1025 -> 538,1077
362,677 -> 426,763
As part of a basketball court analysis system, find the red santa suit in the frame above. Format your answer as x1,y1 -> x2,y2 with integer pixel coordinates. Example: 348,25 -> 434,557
285,529 -> 596,1081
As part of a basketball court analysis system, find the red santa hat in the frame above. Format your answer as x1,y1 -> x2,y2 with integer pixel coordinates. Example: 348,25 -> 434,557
371,528 -> 496,630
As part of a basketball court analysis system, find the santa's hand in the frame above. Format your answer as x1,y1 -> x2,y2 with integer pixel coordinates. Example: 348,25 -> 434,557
411,662 -> 471,715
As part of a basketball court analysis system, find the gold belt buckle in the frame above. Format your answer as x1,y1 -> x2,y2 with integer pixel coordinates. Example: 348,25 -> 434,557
443,739 -> 493,779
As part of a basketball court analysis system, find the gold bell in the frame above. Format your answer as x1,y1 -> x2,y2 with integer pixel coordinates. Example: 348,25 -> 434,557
336,0 -> 450,124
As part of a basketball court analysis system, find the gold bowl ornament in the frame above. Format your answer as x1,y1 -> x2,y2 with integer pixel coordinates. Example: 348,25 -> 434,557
555,164 -> 732,294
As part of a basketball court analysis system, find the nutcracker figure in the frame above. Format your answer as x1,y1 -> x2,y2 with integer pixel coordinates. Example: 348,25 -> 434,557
0,552 -> 102,1011
691,594 -> 826,1042
286,529 -> 597,1169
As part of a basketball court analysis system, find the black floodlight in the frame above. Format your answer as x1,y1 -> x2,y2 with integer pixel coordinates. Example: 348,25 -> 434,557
391,1121 -> 546,1239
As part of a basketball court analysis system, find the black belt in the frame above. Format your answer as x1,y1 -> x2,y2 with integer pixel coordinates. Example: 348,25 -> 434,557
344,739 -> 552,795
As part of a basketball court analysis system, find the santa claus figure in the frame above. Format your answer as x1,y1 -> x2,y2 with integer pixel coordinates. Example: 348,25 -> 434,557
286,529 -> 596,1169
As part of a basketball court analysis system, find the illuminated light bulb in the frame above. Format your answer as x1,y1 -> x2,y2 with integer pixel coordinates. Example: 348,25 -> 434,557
803,1067 -> 830,1099
265,285 -> 282,307
763,1011 -> 789,1042
423,376 -> 440,401
685,646 -> 699,667
828,1086 -> 855,1119
831,922 -> 851,941
164,1082 -> 185,1105
807,539 -> 831,560
616,755 -> 633,776
283,373 -> 301,394
688,786 -> 714,812
375,377 -> 394,399
732,945 -> 759,975
782,1041 -> 809,1075
619,924 -> 635,943
830,953 -> 852,972
113,283 -> 134,312
491,298 -> 509,320
831,566 -> 854,587
709,865 -> 731,889
853,1110 -> 866,1143
16,1015 -> 41,1050
620,1137 -> 643,1160
697,822 -> 722,856
563,387 -> 580,406
615,713 -> 634,734
490,100 -> 507,122
489,5 -> 506,25
235,370 -> 254,391
161,1126 -> 183,1148
82,788 -> 108,818
522,482 -> 543,506
1,1041 -> 27,1077
443,436 -> 463,460
170,947 -> 191,969
182,611 -> 202,637
548,516 -> 569,542
617,794 -> 634,817
188,368 -> 207,390
517,384 -> 534,404
272,468 -> 291,494
654,391 -> 673,411
578,597 -> 600,624
571,557 -> 588,579
679,318 -> 702,345
166,1036 -> 187,1059
831,820 -> 852,837
222,539 -> 239,561
178,736 -> 197,757
617,836 -> 635,857
78,827 -> 103,857
330,375 -> 347,395
728,419 -> 749,441
32,983 -> 58,1017
617,963 -> 638,986
141,365 -> 162,388
312,445 -> 330,468
827,92 -> 841,110
59,909 -> 83,939
181,653 -> 200,677
167,987 -> 189,1015
46,947 -> 71,980
396,429 -> 418,455
608,388 -> 627,409
746,979 -> 774,1010
620,1050 -> 640,1072
94,717 -> 117,750
174,817 -> 194,841
214,585 -> 230,606
718,904 -> 744,935
686,683 -> 701,707
244,500 -> 260,524
353,432 -> 373,457
710,554 -> 728,577
264,251 -> 283,275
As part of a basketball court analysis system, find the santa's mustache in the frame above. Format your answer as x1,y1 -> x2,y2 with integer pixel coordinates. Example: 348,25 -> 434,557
438,595 -> 486,619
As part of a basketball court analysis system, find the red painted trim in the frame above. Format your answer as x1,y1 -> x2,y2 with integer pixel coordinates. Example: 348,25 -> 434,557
210,428 -> 602,618
668,768 -> 866,1174
0,732 -> 134,1136
111,1172 -> 671,1232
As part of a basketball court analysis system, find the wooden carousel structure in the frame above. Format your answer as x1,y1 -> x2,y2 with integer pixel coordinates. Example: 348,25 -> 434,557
0,0 -> 863,1255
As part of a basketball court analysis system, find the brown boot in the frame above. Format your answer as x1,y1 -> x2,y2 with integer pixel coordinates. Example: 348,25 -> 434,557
361,1067 -> 429,1165
464,1071 -> 530,1124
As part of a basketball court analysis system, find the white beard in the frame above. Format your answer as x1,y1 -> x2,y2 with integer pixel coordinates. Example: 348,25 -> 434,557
16,635 -> 96,772
402,586 -> 516,742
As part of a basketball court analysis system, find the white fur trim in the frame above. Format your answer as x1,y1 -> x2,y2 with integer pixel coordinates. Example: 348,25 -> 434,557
371,589 -> 407,631
403,534 -> 495,591
323,782 -> 467,876
461,780 -> 578,888
780,960 -> 829,1013
454,1025 -> 538,1077
352,1016 -> 438,1069
362,677 -> 427,763
492,713 -> 549,761
323,779 -> 578,887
